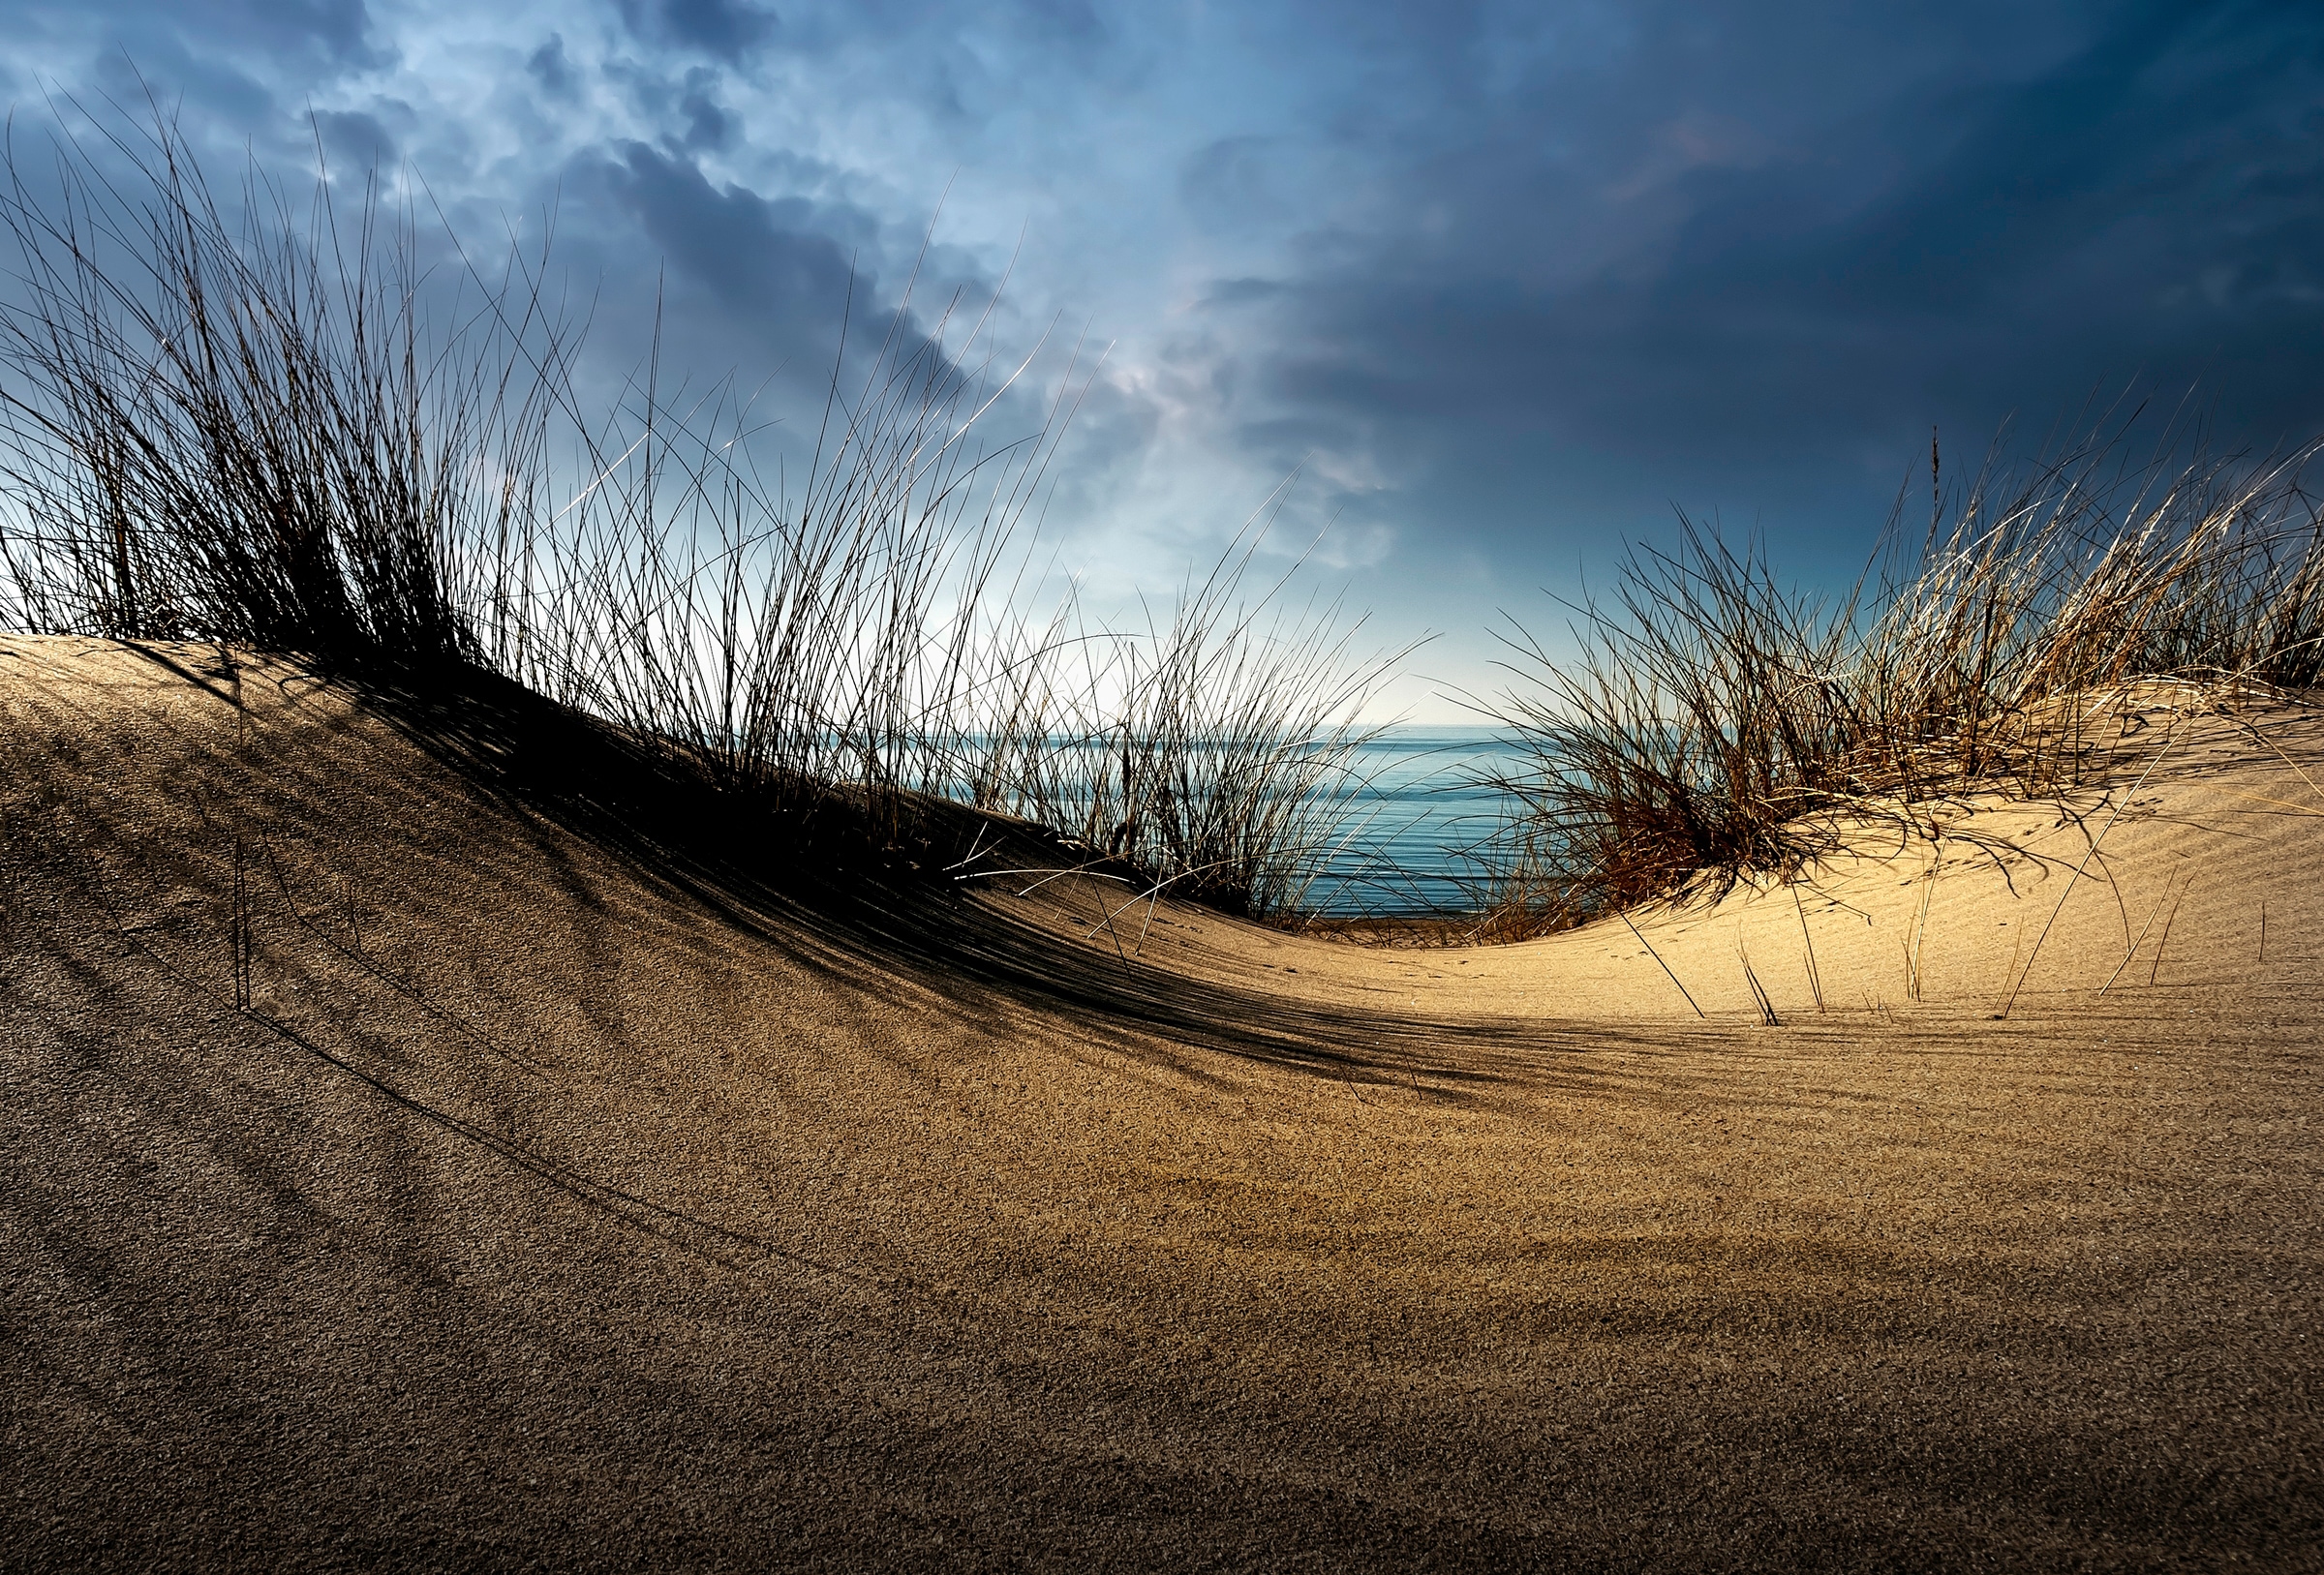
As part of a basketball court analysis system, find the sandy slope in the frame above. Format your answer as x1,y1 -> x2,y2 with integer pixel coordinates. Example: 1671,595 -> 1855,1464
2,636 -> 2318,1571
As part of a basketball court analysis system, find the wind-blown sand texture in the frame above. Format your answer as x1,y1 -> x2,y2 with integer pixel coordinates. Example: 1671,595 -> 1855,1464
4,637 -> 2318,1570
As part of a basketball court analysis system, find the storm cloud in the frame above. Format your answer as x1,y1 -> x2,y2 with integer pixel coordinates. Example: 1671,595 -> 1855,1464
1227,2 -> 2324,526
4,0 -> 2320,706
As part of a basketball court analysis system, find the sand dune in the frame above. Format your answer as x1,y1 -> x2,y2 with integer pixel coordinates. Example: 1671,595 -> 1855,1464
4,636 -> 2319,1569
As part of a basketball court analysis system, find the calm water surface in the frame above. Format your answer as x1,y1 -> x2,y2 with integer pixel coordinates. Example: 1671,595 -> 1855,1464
1303,726 -> 1541,916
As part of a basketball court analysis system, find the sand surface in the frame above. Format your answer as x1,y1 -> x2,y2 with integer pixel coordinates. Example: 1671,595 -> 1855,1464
3,636 -> 2319,1570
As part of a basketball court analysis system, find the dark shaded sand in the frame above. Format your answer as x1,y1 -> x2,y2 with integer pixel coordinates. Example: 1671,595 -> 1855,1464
3,637 -> 2319,1570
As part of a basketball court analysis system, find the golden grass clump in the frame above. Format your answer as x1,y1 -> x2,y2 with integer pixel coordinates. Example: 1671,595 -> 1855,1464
1477,430 -> 2324,931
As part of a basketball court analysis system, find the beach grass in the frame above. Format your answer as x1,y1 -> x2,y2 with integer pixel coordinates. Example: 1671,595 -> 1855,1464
1474,427 -> 2324,933
10,97 -> 2320,940
0,99 -> 1400,922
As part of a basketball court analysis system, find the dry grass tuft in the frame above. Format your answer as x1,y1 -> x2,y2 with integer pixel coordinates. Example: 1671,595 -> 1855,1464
1475,427 -> 2324,931
0,97 -> 1402,922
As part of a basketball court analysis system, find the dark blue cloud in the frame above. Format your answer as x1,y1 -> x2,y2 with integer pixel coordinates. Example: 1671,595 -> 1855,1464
526,34 -> 580,100
1217,0 -> 2324,547
674,68 -> 734,151
617,0 -> 779,62
601,141 -> 863,327
311,106 -> 396,171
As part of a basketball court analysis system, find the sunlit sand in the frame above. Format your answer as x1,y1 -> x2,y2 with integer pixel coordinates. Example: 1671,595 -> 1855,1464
6,635 -> 2318,1565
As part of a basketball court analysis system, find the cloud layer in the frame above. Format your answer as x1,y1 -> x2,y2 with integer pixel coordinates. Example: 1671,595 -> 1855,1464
6,0 -> 2320,708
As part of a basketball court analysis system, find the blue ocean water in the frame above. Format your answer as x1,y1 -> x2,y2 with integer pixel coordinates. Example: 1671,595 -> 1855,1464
1301,726 -> 1542,916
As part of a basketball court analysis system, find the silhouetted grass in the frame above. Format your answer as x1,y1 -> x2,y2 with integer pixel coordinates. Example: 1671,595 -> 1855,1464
0,95 -> 561,663
0,97 -> 1397,922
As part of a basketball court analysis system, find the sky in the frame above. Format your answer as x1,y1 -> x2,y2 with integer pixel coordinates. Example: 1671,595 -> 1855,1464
4,1 -> 2321,718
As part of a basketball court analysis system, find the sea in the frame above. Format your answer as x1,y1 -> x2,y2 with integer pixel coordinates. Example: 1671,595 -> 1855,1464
1300,725 -> 1542,916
